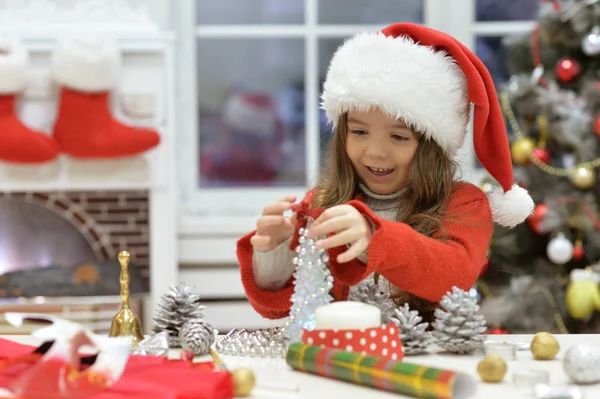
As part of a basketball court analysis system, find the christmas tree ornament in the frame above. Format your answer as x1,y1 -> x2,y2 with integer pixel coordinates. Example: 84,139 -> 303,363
282,225 -> 334,343
151,283 -> 206,347
565,268 -> 600,320
391,303 -> 434,355
572,238 -> 584,260
179,318 -> 215,356
51,36 -> 160,159
555,58 -> 581,83
349,281 -> 395,323
0,37 -> 60,163
530,332 -> 560,360
477,354 -> 507,383
231,368 -> 257,397
432,287 -> 487,354
563,344 -> 600,384
479,176 -> 496,194
527,204 -> 548,234
214,327 -> 289,357
109,251 -> 144,345
571,166 -> 596,189
582,26 -> 600,56
546,233 -> 574,265
594,115 -> 600,136
511,137 -> 535,165
532,147 -> 551,163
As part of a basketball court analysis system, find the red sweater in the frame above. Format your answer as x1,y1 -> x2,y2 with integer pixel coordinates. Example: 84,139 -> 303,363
237,182 -> 493,319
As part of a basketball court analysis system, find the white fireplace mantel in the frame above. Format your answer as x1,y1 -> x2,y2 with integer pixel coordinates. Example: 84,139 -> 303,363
0,30 -> 179,333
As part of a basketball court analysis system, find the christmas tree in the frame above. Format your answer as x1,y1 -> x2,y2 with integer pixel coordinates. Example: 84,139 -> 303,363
283,225 -> 334,343
478,0 -> 600,334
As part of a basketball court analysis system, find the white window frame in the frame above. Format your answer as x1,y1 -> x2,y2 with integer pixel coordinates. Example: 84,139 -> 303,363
174,0 -> 538,236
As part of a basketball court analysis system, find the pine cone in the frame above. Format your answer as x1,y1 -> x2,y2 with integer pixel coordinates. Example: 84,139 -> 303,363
391,303 -> 433,355
432,287 -> 487,354
350,282 -> 394,323
151,283 -> 206,347
179,319 -> 215,356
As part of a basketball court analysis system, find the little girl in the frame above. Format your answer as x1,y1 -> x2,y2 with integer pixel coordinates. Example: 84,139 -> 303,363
237,22 -> 535,322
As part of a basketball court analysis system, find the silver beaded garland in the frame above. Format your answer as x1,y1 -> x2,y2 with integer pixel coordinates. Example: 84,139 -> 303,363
214,327 -> 289,358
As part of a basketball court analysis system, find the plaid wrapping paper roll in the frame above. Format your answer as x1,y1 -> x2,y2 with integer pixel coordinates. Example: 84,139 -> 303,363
286,343 -> 476,399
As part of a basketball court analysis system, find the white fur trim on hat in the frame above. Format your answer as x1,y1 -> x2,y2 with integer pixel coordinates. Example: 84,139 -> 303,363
0,38 -> 28,94
488,184 -> 535,228
321,31 -> 470,154
52,36 -> 120,92
223,95 -> 277,137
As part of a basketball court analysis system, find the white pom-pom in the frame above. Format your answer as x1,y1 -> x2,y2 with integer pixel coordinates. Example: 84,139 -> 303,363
488,184 -> 535,228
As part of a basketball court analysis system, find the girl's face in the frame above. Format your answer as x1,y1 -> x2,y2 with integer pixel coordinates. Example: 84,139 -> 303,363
346,108 -> 419,195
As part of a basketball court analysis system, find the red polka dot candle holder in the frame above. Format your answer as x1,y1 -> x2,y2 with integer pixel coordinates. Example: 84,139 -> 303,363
301,301 -> 404,361
302,322 -> 404,361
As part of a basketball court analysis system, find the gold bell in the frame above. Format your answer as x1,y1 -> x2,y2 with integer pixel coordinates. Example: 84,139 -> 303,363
109,251 -> 144,345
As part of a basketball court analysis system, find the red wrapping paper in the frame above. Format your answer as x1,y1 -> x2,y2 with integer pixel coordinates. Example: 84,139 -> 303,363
0,338 -> 234,399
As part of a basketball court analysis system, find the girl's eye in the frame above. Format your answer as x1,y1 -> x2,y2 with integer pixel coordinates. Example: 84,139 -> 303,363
350,129 -> 367,135
392,134 -> 410,141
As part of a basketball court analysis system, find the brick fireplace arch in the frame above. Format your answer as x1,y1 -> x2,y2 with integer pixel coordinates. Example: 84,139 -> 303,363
0,191 -> 150,278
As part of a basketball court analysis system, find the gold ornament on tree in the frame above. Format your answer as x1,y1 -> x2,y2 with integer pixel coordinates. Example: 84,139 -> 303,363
530,332 -> 560,360
511,137 -> 535,165
109,251 -> 144,345
571,166 -> 596,189
477,354 -> 507,383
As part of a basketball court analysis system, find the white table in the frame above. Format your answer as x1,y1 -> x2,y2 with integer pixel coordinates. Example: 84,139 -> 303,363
2,334 -> 600,398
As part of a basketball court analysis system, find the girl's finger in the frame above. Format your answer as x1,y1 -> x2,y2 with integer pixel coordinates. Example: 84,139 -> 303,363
336,238 -> 368,263
308,214 -> 351,238
256,215 -> 285,232
250,235 -> 271,251
263,201 -> 293,215
314,229 -> 356,250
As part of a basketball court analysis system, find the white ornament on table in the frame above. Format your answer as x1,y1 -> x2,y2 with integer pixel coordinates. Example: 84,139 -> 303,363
563,344 -> 600,384
534,384 -> 582,399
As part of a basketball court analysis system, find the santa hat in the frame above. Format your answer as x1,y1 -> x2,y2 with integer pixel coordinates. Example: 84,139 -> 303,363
223,92 -> 279,139
321,22 -> 534,227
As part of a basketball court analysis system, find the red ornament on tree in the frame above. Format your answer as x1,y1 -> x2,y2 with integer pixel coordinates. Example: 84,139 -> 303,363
532,148 -> 551,163
572,240 -> 584,261
528,204 -> 548,234
555,58 -> 581,83
486,328 -> 509,335
594,115 -> 600,137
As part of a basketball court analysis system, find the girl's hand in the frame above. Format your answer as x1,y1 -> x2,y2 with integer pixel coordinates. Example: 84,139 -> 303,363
307,204 -> 372,263
250,196 -> 297,252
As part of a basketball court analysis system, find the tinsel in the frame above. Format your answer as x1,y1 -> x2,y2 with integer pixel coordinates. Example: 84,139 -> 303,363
391,303 -> 433,355
432,286 -> 487,354
151,283 -> 206,347
282,226 -> 334,343
214,327 -> 289,357
179,318 -> 215,356
563,344 -> 600,384
349,281 -> 395,323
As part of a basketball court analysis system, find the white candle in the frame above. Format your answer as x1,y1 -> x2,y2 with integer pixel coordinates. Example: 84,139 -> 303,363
314,301 -> 381,330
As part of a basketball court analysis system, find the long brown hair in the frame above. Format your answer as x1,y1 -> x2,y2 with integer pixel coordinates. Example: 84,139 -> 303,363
314,112 -> 460,320
314,112 -> 458,237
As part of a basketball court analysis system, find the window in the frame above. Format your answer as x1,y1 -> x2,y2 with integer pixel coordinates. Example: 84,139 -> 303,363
175,0 -> 539,233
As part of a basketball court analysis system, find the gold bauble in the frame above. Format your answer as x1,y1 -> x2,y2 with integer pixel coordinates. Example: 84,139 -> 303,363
477,355 -> 508,383
511,137 -> 535,165
571,167 -> 596,190
232,367 -> 256,397
530,332 -> 560,360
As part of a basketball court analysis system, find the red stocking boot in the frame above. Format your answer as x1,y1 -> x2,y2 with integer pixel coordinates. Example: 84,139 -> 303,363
50,37 -> 160,159
0,39 -> 59,163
